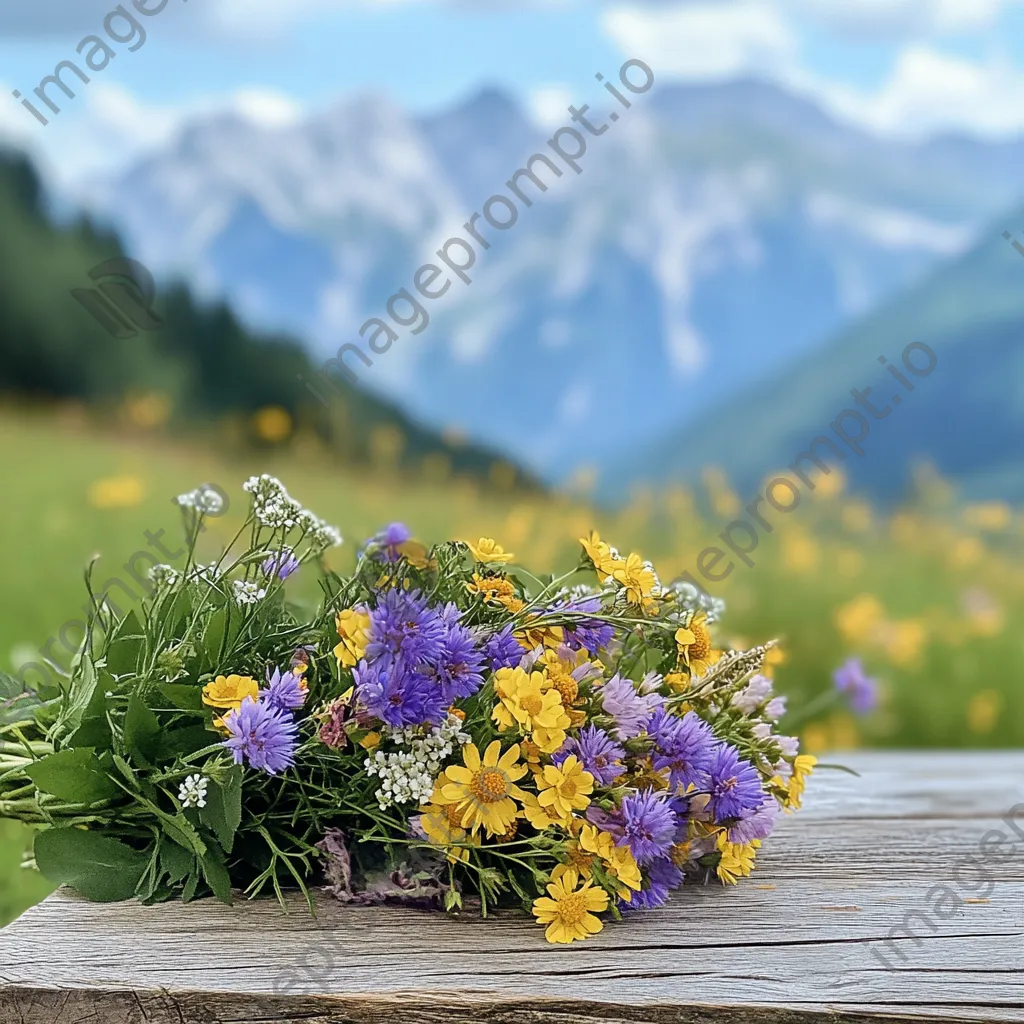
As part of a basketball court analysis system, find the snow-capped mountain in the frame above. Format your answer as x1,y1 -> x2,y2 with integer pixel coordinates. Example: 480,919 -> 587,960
88,79 -> 1024,479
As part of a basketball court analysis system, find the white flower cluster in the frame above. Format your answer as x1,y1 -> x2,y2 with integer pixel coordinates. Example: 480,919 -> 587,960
148,563 -> 181,587
232,579 -> 267,606
669,580 -> 727,624
364,716 -> 471,810
175,483 -> 227,516
177,774 -> 208,809
242,474 -> 343,552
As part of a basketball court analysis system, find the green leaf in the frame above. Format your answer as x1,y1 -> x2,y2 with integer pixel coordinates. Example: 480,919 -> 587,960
181,866 -> 200,902
25,748 -> 121,803
69,680 -> 113,748
158,724 -> 216,759
159,683 -> 204,712
106,611 -> 145,676
201,608 -> 228,670
201,846 -> 233,905
35,828 -> 148,902
51,654 -> 99,743
199,767 -> 243,854
160,840 -> 192,885
123,694 -> 162,766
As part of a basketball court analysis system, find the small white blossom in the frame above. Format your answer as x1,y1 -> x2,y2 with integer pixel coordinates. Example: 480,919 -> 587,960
178,774 -> 208,809
189,562 -> 223,584
765,696 -> 787,721
751,721 -> 773,740
148,564 -> 180,587
731,674 -> 773,714
232,579 -> 267,606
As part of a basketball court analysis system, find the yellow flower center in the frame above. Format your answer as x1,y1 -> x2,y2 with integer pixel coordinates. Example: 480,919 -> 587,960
552,677 -> 578,705
557,892 -> 589,925
689,622 -> 712,660
444,803 -> 464,828
520,694 -> 543,717
470,768 -> 508,803
558,777 -> 578,799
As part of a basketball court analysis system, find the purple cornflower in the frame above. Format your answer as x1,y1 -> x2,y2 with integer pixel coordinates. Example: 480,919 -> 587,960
622,856 -> 684,912
600,673 -> 663,740
354,658 -> 446,729
705,743 -> 767,824
483,625 -> 523,671
556,596 -> 615,657
432,606 -> 486,702
649,708 -> 718,793
222,697 -> 298,775
369,522 -> 412,562
261,547 -> 300,581
614,790 -> 678,864
261,666 -> 307,712
833,657 -> 879,714
367,588 -> 446,667
728,797 -> 778,844
554,725 -> 625,786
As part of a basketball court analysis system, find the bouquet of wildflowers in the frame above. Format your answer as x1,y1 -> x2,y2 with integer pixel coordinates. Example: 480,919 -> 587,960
0,476 -> 815,944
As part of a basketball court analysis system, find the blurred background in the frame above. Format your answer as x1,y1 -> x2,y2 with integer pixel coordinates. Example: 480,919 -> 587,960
2,0 -> 1023,925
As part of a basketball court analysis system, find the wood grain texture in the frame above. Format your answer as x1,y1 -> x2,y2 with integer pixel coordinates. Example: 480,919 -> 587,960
1,751 -> 1022,1023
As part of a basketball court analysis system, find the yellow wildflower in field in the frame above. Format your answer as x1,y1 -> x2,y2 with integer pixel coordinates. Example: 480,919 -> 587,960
834,594 -> 885,644
202,674 -> 259,709
536,756 -> 594,819
514,616 -> 564,651
87,474 -> 146,509
841,500 -> 873,533
252,405 -> 292,443
882,618 -> 927,668
949,536 -> 984,570
521,790 -> 573,829
964,502 -> 1012,531
334,607 -> 371,668
716,833 -> 761,884
675,612 -> 722,678
967,690 -> 1002,735
782,532 -> 820,574
436,741 -> 527,838
532,866 -> 609,944
466,537 -> 514,563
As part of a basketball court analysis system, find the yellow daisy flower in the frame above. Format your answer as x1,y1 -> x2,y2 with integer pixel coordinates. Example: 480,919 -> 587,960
466,537 -> 515,563
577,824 -> 643,900
419,799 -> 477,863
611,552 -> 659,608
579,530 -> 620,582
537,755 -> 594,820
783,754 -> 817,810
514,616 -> 564,651
465,573 -> 517,604
334,607 -> 371,668
202,674 -> 259,710
395,539 -> 436,570
716,833 -> 761,884
532,866 -> 609,944
521,791 -> 574,830
491,667 -> 570,749
436,740 -> 527,838
674,611 -> 723,678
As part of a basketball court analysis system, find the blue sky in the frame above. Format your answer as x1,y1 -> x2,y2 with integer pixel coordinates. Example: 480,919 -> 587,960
2,1 -> 1024,187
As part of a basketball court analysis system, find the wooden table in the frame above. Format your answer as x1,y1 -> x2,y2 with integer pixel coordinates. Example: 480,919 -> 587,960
1,751 -> 1022,1023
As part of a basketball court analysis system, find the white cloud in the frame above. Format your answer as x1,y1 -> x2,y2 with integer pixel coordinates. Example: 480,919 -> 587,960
528,85 -> 574,127
805,46 -> 1024,137
789,0 -> 1017,39
602,2 -> 798,80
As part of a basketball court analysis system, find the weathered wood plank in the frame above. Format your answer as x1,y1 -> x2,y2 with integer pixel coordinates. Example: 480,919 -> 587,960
1,751 -> 1022,1023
